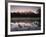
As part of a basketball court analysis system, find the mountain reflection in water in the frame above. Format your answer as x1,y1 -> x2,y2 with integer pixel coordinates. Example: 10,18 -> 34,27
11,21 -> 41,31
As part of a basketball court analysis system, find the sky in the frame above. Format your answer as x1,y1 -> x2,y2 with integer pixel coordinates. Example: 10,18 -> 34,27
10,5 -> 40,14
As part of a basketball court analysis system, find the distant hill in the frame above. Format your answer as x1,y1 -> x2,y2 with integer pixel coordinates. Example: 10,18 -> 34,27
11,12 -> 41,17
